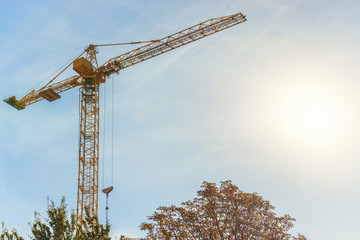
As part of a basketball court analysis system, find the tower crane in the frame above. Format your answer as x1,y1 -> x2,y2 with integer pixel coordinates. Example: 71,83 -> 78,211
4,12 -> 247,225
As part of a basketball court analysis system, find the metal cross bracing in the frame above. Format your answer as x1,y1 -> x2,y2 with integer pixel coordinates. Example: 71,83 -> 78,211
4,12 -> 247,226
78,75 -> 100,222
76,48 -> 102,221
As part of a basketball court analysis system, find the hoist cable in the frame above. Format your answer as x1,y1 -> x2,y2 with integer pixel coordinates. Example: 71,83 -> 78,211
102,81 -> 107,190
77,87 -> 81,182
111,75 -> 115,186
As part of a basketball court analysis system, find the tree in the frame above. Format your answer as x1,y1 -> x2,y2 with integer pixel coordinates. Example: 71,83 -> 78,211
1,197 -> 111,240
76,208 -> 111,240
1,222 -> 24,240
140,180 -> 306,240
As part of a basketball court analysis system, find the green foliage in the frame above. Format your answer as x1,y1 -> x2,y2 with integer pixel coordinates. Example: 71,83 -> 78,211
1,222 -> 25,240
31,197 -> 77,239
141,180 -> 307,240
1,197 -> 111,240
76,208 -> 111,240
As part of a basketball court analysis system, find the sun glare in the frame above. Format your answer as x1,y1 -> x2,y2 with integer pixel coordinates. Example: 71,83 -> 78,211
304,110 -> 324,128
280,86 -> 346,145
233,76 -> 356,156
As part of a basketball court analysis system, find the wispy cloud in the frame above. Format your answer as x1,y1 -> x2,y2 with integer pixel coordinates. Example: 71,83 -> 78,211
1,0 -> 360,239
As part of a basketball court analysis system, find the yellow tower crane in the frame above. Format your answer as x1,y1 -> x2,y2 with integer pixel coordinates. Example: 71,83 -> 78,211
4,12 -> 247,224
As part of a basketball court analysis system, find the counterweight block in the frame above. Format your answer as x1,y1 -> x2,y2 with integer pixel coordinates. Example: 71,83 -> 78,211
73,57 -> 93,75
39,88 -> 61,102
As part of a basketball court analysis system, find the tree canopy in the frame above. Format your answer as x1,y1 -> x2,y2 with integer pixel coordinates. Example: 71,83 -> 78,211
2,181 -> 306,239
140,180 -> 306,240
1,197 -> 111,240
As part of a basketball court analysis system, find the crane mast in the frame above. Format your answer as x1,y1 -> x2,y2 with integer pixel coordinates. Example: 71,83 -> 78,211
76,47 -> 104,223
4,12 -> 247,225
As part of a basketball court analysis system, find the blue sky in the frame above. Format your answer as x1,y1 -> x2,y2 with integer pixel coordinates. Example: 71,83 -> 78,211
1,0 -> 360,239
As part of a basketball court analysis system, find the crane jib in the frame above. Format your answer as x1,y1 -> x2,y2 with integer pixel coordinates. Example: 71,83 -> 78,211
98,12 -> 246,76
4,12 -> 246,111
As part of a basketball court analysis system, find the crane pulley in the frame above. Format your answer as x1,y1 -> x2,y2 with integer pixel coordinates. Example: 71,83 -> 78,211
4,12 -> 247,225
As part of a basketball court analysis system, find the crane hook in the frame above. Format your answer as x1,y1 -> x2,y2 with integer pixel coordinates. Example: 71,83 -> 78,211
102,186 -> 114,224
